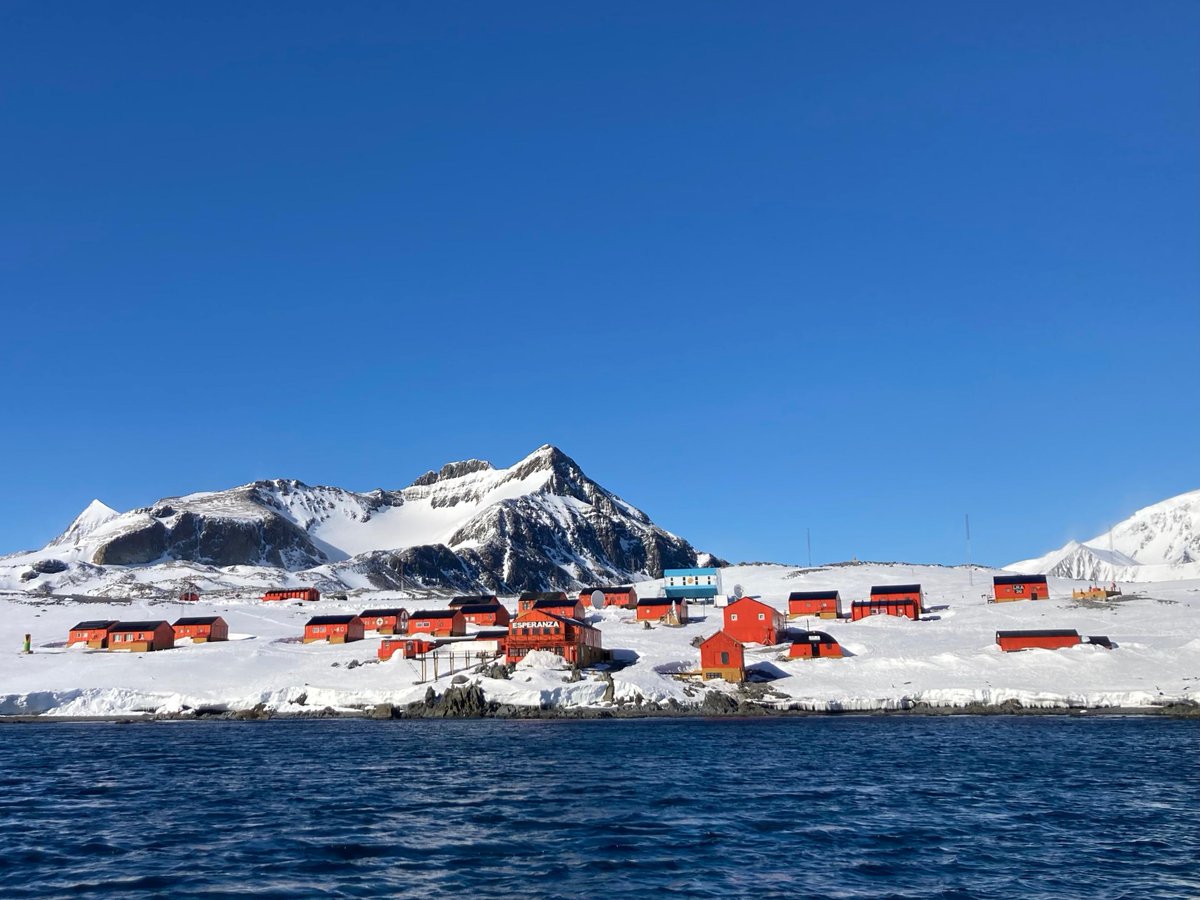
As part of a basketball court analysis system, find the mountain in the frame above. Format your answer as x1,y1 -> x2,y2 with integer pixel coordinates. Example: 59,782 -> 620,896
1007,489 -> 1200,583
4,445 -> 717,595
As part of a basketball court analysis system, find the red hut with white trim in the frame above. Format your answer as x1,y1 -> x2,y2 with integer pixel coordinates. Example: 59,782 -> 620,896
172,616 -> 229,643
407,609 -> 466,637
635,597 -> 689,624
992,574 -> 1049,603
303,615 -> 364,644
788,630 -> 843,659
996,630 -> 1092,652
699,631 -> 745,682
67,620 -> 117,649
459,603 -> 510,627
787,591 -> 841,619
108,621 -> 175,652
359,608 -> 410,635
580,586 -> 638,609
722,597 -> 786,645
263,587 -> 320,602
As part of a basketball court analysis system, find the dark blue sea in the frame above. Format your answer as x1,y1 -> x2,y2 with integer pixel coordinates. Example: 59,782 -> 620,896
1,717 -> 1197,899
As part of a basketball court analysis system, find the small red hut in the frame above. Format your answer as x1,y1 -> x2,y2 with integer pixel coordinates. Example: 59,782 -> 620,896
172,616 -> 229,643
449,594 -> 499,608
303,615 -> 364,644
67,620 -> 117,649
635,597 -> 689,624
788,630 -> 843,659
263,587 -> 320,602
580,586 -> 638,609
108,621 -> 175,652
532,597 -> 586,621
850,598 -> 920,621
787,591 -> 841,619
870,584 -> 924,612
722,597 -> 786,645
992,574 -> 1049,603
378,637 -> 439,660
699,631 -> 745,682
359,608 -> 410,635
407,609 -> 466,637
517,591 -> 569,613
996,630 -> 1082,652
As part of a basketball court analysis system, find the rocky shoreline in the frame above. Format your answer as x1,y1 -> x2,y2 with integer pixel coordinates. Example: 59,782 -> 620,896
2,686 -> 1197,724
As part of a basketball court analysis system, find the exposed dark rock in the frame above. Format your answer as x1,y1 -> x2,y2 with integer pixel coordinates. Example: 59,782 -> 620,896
701,691 -> 739,714
31,559 -> 68,574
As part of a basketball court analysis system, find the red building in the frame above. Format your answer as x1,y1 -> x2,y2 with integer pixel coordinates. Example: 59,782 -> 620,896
379,637 -> 439,660
517,591 -> 569,613
699,631 -> 745,682
532,597 -> 586,621
787,591 -> 841,619
635,597 -> 689,624
992,575 -> 1049,603
870,584 -> 924,612
172,616 -> 229,643
303,615 -> 364,644
788,630 -> 843,659
178,591 -> 200,603
67,620 -> 117,648
994,629 -> 1109,652
851,598 -> 920,621
722,597 -> 786,645
504,610 -> 604,666
359,608 -> 410,635
407,609 -> 466,637
459,603 -> 510,627
108,621 -> 175,652
263,588 -> 320,602
579,586 -> 638,608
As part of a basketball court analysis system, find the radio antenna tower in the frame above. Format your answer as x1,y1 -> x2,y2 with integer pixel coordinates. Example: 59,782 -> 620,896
965,513 -> 973,586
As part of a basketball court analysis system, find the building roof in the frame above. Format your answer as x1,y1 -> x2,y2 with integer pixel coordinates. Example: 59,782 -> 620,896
579,586 -> 633,595
992,574 -> 1049,586
306,615 -> 360,626
71,620 -> 117,631
788,591 -> 840,600
359,608 -> 409,618
852,598 -> 919,606
449,595 -> 498,606
870,584 -> 922,595
996,629 -> 1079,639
110,621 -> 171,631
532,598 -> 579,610
700,630 -> 743,649
637,597 -> 679,607
410,609 -> 461,619
173,617 -> 223,626
459,604 -> 505,615
265,587 -> 315,593
791,630 -> 837,643
663,568 -> 718,577
519,591 -> 568,601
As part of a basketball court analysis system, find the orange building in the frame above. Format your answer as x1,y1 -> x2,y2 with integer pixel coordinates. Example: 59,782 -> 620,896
635,597 -> 688,624
67,620 -> 117,648
992,575 -> 1049,603
788,630 -> 843,659
504,610 -> 604,666
108,621 -> 175,652
449,594 -> 499,608
722,597 -> 786,645
379,637 -> 439,660
699,631 -> 745,682
359,608 -> 410,635
263,588 -> 320,602
459,603 -> 510,627
303,615 -> 364,644
531,597 -> 586,620
787,591 -> 841,619
870,584 -> 924,612
579,586 -> 638,608
996,630 -> 1088,652
407,609 -> 466,637
172,616 -> 229,643
851,598 -> 920,621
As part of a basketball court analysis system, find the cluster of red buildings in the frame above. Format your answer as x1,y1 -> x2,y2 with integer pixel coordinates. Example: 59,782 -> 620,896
263,588 -> 320,603
698,597 -> 845,683
67,616 -> 229,652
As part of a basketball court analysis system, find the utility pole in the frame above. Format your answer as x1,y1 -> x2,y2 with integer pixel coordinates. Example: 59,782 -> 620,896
965,513 -> 973,587
806,528 -> 812,568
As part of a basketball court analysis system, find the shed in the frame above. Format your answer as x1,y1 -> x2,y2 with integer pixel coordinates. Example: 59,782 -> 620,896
996,630 -> 1080,652
851,598 -> 920,621
788,630 -> 843,659
722,597 -> 786,645
531,597 -> 586,621
459,603 -> 510,627
359,608 -> 410,635
172,616 -> 229,643
303,615 -> 364,644
517,591 -> 569,613
699,631 -> 745,682
870,584 -> 924,612
787,590 -> 841,619
449,594 -> 499,608
992,574 -> 1049,603
108,621 -> 175,652
579,586 -> 638,609
67,620 -> 117,649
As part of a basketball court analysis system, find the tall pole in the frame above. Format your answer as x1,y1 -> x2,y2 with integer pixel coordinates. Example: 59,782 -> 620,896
806,528 -> 812,568
965,513 -> 972,586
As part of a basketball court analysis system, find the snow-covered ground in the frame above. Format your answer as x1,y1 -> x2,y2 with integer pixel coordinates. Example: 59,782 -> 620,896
2,563 -> 1198,717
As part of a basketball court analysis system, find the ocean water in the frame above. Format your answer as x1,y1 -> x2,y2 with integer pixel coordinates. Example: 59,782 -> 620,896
0,717 -> 1196,899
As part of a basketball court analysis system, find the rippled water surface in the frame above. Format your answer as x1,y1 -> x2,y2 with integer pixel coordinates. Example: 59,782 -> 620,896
1,717 -> 1197,898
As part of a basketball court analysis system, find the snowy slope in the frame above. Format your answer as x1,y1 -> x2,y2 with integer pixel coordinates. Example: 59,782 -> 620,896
1009,489 -> 1200,583
2,562 -> 1197,717
0,446 -> 707,595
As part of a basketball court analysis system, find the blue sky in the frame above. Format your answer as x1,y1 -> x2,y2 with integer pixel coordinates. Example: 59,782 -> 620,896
1,2 -> 1196,566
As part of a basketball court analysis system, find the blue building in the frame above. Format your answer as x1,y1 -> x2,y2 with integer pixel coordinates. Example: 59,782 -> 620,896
663,567 -> 720,600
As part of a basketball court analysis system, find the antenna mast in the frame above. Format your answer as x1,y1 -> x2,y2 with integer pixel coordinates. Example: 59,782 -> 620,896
806,528 -> 812,568
965,513 -> 972,586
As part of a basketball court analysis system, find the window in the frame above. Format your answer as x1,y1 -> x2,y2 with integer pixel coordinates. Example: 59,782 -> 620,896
720,651 -> 729,665
730,613 -> 738,621
757,613 -> 765,621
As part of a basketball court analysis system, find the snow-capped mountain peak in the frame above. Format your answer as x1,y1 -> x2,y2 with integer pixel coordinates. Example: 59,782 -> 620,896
47,499 -> 119,548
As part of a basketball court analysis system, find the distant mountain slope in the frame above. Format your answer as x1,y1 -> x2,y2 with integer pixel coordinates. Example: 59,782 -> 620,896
1008,489 -> 1200,582
3,445 -> 716,594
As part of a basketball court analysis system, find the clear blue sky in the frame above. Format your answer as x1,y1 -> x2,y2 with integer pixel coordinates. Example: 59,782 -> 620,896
1,2 -> 1197,566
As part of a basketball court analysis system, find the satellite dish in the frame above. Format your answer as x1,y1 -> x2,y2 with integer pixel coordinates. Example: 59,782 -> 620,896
591,590 -> 605,609
733,584 -> 745,599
